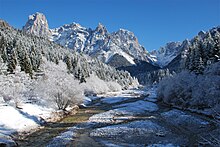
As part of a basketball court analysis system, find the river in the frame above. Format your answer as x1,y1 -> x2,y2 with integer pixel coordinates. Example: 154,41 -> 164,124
16,87 -> 219,146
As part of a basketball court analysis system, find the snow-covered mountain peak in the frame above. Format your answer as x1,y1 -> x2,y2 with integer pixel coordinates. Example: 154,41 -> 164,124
116,29 -> 136,38
62,22 -> 85,30
95,23 -> 108,35
113,29 -> 140,47
23,12 -> 51,37
150,41 -> 182,67
50,22 -> 90,52
198,30 -> 206,39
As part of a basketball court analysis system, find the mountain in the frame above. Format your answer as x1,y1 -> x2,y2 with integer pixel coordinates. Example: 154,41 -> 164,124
23,12 -> 51,37
22,13 -> 154,68
165,26 -> 220,72
150,41 -> 182,67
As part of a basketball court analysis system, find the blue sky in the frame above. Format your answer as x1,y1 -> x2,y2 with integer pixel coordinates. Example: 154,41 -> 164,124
0,0 -> 220,51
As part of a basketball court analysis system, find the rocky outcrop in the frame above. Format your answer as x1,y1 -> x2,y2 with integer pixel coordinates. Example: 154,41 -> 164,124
23,12 -> 51,37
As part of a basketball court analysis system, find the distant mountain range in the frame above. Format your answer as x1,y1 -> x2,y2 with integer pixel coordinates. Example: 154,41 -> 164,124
22,12 -> 220,77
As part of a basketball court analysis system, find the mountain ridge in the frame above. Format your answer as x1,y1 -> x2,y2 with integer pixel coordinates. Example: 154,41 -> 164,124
22,12 -> 155,68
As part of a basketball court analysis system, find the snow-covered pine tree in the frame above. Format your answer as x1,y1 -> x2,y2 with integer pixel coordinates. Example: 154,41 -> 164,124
65,55 -> 72,72
6,41 -> 17,73
193,37 -> 204,74
29,45 -> 42,71
23,52 -> 33,77
209,31 -> 220,63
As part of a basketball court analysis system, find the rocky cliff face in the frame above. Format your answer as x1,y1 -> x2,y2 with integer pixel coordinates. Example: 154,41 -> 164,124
23,12 -> 51,37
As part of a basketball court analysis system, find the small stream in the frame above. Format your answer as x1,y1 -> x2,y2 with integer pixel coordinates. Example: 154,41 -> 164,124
16,108 -> 105,146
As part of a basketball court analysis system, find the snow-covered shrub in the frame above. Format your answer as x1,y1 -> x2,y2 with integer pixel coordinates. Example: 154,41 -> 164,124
0,66 -> 33,106
106,81 -> 122,92
158,62 -> 220,112
157,71 -> 196,106
33,59 -> 84,110
80,74 -> 122,95
80,74 -> 111,94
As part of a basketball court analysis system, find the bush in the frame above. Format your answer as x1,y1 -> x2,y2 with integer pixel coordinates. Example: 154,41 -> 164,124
157,62 -> 220,111
33,60 -> 84,110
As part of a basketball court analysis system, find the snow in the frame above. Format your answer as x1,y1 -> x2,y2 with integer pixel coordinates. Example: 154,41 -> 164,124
104,50 -> 136,65
47,126 -> 79,147
150,42 -> 182,67
41,20 -> 45,25
98,140 -> 176,147
0,134 -> 17,147
148,144 -> 177,147
119,51 -> 136,65
99,90 -> 138,104
47,122 -> 96,147
89,100 -> 158,124
153,53 -> 177,67
0,106 -> 41,132
101,97 -> 129,104
161,109 -> 210,125
98,140 -> 145,147
144,87 -> 158,102
89,109 -> 128,124
90,120 -> 167,138
113,100 -> 158,113
20,103 -> 54,120
49,19 -> 150,67
161,109 -> 210,132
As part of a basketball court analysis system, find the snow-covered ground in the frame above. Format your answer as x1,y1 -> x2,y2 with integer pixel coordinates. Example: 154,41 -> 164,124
0,103 -> 57,146
0,105 -> 45,132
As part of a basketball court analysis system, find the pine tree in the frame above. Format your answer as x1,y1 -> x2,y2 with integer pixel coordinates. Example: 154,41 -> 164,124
0,56 -> 6,74
75,68 -> 81,80
55,57 -> 59,65
24,53 -> 33,77
65,55 -> 72,72
29,45 -> 42,71
0,37 -> 7,63
194,40 -> 204,74
207,31 -> 220,63
6,42 -> 17,73
16,44 -> 27,72
188,46 -> 195,72
80,73 -> 86,83
196,57 -> 205,74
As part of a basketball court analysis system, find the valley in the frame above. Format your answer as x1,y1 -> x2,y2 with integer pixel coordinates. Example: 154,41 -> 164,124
0,6 -> 219,147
